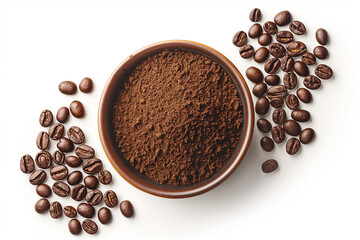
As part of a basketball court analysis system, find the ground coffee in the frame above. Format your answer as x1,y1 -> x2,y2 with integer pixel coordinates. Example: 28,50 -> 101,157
112,49 -> 243,186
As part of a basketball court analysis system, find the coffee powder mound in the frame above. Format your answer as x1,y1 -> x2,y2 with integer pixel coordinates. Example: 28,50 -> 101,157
112,49 -> 243,186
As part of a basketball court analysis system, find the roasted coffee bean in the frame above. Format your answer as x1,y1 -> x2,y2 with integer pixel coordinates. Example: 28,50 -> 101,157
20,154 -> 35,173
316,28 -> 328,45
283,120 -> 301,136
248,23 -> 263,38
59,81 -> 77,95
77,203 -> 95,218
252,82 -> 267,97
281,55 -> 294,72
82,219 -> 98,234
249,8 -> 261,22
52,181 -> 70,197
64,206 -> 77,218
35,151 -> 52,169
120,200 -> 134,218
56,107 -> 69,123
274,10 -> 291,26
75,145 -> 95,159
267,85 -> 287,100
48,123 -> 65,140
86,190 -> 103,206
246,66 -> 263,83
79,77 -> 93,93
300,128 -> 315,144
291,109 -> 311,122
271,126 -> 285,143
269,43 -> 285,58
258,33 -> 272,46
239,44 -> 254,59
35,198 -> 50,213
66,156 -> 82,168
257,118 -> 272,133
270,97 -> 283,108
286,138 -> 301,155
294,61 -> 309,77
104,190 -> 118,208
289,20 -> 306,35
71,184 -> 87,201
260,137 -> 275,152
39,109 -> 53,127
83,158 -> 103,175
297,88 -> 312,103
262,159 -> 278,173
50,165 -> 68,180
285,94 -> 300,110
36,131 -> 50,150
36,184 -> 52,198
98,207 -> 112,224
315,64 -> 333,79
313,46 -> 328,59
276,30 -> 294,43
304,75 -> 321,89
70,100 -> 85,118
264,58 -> 280,74
232,31 -> 247,47
98,170 -> 112,185
29,170 -> 46,185
49,201 -> 62,219
265,75 -> 280,85
286,41 -> 307,57
283,72 -> 297,89
272,108 -> 286,125
69,219 -> 82,235
53,150 -> 65,165
264,21 -> 277,34
255,97 -> 270,115
84,176 -> 99,189
301,52 -> 316,65
254,47 -> 269,63
57,137 -> 74,152
67,126 -> 85,144
67,171 -> 83,185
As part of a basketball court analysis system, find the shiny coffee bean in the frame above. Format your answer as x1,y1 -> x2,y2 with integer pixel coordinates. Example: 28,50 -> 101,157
70,100 -> 85,118
248,23 -> 263,38
79,77 -> 93,93
67,171 -> 83,185
52,181 -> 70,197
59,81 -> 77,95
258,33 -> 272,46
86,190 -> 103,206
29,170 -> 46,185
82,219 -> 98,234
286,41 -> 307,57
64,205 -> 77,218
269,43 -> 285,58
232,31 -> 247,47
274,10 -> 291,26
120,200 -> 134,218
296,88 -> 312,103
281,55 -> 294,72
68,219 -> 82,235
49,201 -> 62,218
315,64 -> 333,79
56,107 -> 69,123
264,21 -> 277,34
289,20 -> 306,35
239,44 -> 254,59
36,131 -> 50,150
249,8 -> 261,22
77,203 -> 95,218
285,94 -> 300,110
35,151 -> 52,169
98,170 -> 112,185
255,97 -> 270,115
84,176 -> 99,189
66,156 -> 82,168
271,126 -> 285,143
57,137 -> 74,152
276,30 -> 293,43
272,108 -> 286,125
39,109 -> 53,127
254,47 -> 269,63
316,28 -> 328,45
67,126 -> 85,144
35,198 -> 50,213
283,72 -> 297,89
264,58 -> 280,74
294,61 -> 309,77
20,154 -> 35,173
252,82 -> 267,97
262,159 -> 278,173
53,150 -> 65,165
313,46 -> 328,59
50,165 -> 68,180
270,98 -> 283,108
48,123 -> 65,140
260,137 -> 275,152
36,184 -> 52,197
75,145 -> 95,159
304,75 -> 321,90
283,120 -> 301,136
71,184 -> 87,201
246,66 -> 263,83
300,128 -> 315,144
265,75 -> 280,85
301,52 -> 316,65
291,109 -> 311,122
104,190 -> 118,208
98,207 -> 112,224
267,85 -> 287,100
286,138 -> 301,155
257,118 -> 272,133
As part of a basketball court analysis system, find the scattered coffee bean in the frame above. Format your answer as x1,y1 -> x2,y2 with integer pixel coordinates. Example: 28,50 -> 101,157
285,94 -> 300,110
67,126 -> 85,144
50,165 -> 68,180
71,184 -> 87,201
75,144 -> 95,159
20,154 -> 35,173
98,170 -> 112,185
248,23 -> 263,38
255,97 -> 270,115
316,28 -> 329,45
35,198 -> 50,214
249,8 -> 261,22
286,138 -> 301,155
84,176 -> 99,189
49,201 -> 62,219
70,100 -> 85,118
67,171 -> 83,185
300,128 -> 315,144
120,200 -> 134,218
263,21 -> 277,34
274,10 -> 291,26
36,131 -> 50,150
294,61 -> 309,77
79,77 -> 93,93
258,33 -> 272,46
48,123 -> 65,140
301,52 -> 316,65
59,81 -> 77,95
264,57 -> 280,74
252,82 -> 267,97
77,203 -> 95,218
86,190 -> 103,206
29,170 -> 46,185
239,44 -> 255,59
270,97 -> 283,108
283,72 -> 297,89
262,159 -> 278,173
272,108 -> 286,125
296,88 -> 312,103
283,120 -> 301,136
39,109 -> 53,127
286,41 -> 307,57
53,150 -> 65,165
246,66 -> 263,83
83,158 -> 103,175
257,118 -> 272,133
304,75 -> 321,90
291,109 -> 311,122
289,20 -> 306,35
68,219 -> 82,235
232,31 -> 247,47
276,30 -> 293,43
104,190 -> 118,208
98,207 -> 112,224
64,205 -> 77,218
36,184 -> 52,198
254,47 -> 269,63
56,107 -> 69,123
313,46 -> 328,59
66,155 -> 83,168
280,55 -> 294,72
260,137 -> 275,152
269,43 -> 285,58
315,64 -> 333,79
52,181 -> 70,197
82,219 -> 98,234
35,151 -> 52,169
265,75 -> 280,85
267,85 -> 287,99
271,126 -> 285,143
57,137 -> 74,152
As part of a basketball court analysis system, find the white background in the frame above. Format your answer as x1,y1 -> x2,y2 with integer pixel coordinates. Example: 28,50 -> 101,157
1,0 -> 360,239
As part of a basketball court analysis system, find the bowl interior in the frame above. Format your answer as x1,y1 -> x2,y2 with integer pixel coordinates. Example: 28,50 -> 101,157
98,40 -> 254,198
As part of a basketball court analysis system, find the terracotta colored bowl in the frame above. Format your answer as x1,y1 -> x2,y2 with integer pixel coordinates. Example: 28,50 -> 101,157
98,40 -> 254,198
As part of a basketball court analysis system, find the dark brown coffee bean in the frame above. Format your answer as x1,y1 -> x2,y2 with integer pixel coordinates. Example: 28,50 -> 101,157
239,44 -> 254,59
246,66 -> 263,83
271,126 -> 285,143
300,128 -> 315,144
267,85 -> 287,100
269,43 -> 285,58
260,137 -> 274,152
82,219 -> 98,234
98,207 -> 112,224
294,61 -> 309,77
286,138 -> 301,155
66,156 -> 82,168
49,201 -> 62,218
83,158 -> 103,175
313,46 -> 328,59
29,170 -> 46,185
67,171 -> 83,185
20,154 -> 35,173
52,181 -> 70,197
68,219 -> 82,235
35,198 -> 50,213
281,55 -> 294,72
315,64 -> 333,79
36,184 -> 52,197
286,41 -> 307,57
48,123 -> 65,140
67,126 -> 85,144
301,52 -> 316,65
291,109 -> 311,122
264,58 -> 280,74
59,81 -> 77,95
316,28 -> 328,45
77,203 -> 95,218
283,120 -> 301,136
258,33 -> 272,46
79,77 -> 93,93
35,151 -> 52,169
262,159 -> 278,173
252,82 -> 267,97
289,20 -> 306,35
257,118 -> 272,133
270,97 -> 283,108
285,94 -> 300,110
272,108 -> 286,125
264,21 -> 277,34
304,75 -> 321,90
274,10 -> 291,26
84,176 -> 99,189
50,165 -> 68,180
276,30 -> 293,43
98,170 -> 112,185
265,75 -> 280,85
232,31 -> 247,47
56,107 -> 69,123
71,184 -> 87,201
254,47 -> 269,63
86,190 -> 103,206
296,88 -> 312,103
248,23 -> 262,38
120,200 -> 134,218
255,97 -> 270,115
249,8 -> 261,22
104,190 -> 118,208
75,145 -> 94,159
53,150 -> 65,165
64,205 -> 77,218
57,137 -> 74,152
70,100 -> 85,118
39,109 -> 53,127
36,131 -> 50,150
283,72 -> 297,89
